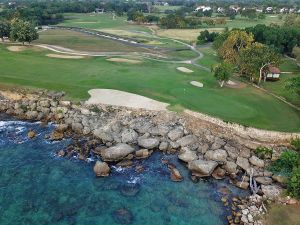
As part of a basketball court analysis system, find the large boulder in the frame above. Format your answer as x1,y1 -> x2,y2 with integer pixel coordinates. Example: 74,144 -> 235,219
101,143 -> 135,161
223,161 -> 238,174
176,135 -> 197,147
93,161 -> 110,177
93,128 -> 114,143
249,156 -> 265,168
188,159 -> 218,177
168,127 -> 184,141
255,177 -> 273,185
236,157 -> 250,171
204,149 -> 228,162
138,138 -> 159,149
178,150 -> 198,163
121,129 -> 138,143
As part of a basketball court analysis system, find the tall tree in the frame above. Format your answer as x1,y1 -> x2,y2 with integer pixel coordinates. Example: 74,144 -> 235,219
286,77 -> 300,97
211,63 -> 233,87
218,30 -> 254,65
0,20 -> 10,42
10,19 -> 38,45
240,42 -> 281,83
293,47 -> 300,66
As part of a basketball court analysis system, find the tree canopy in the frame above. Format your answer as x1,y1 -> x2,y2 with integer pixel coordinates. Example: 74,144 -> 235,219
10,19 -> 39,44
0,20 -> 10,41
211,62 -> 233,87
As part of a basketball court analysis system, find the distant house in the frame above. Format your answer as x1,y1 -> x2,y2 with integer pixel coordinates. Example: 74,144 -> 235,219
256,9 -> 263,13
265,65 -> 281,81
195,6 -> 212,12
217,7 -> 225,13
280,8 -> 289,13
265,7 -> 273,13
95,8 -> 104,13
229,5 -> 240,13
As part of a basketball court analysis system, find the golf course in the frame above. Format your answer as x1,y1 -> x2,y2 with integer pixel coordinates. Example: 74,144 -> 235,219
0,12 -> 299,132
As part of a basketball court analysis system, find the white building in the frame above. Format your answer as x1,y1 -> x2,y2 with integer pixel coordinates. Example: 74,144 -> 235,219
195,6 -> 212,12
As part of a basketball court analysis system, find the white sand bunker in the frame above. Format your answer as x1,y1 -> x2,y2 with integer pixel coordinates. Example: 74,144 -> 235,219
177,67 -> 194,73
106,58 -> 142,64
190,81 -> 203,88
86,89 -> 169,111
225,80 -> 246,89
46,54 -> 84,59
7,46 -> 27,52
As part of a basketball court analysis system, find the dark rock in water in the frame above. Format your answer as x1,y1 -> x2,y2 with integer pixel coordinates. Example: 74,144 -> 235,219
168,165 -> 183,182
57,150 -> 65,157
120,183 -> 140,197
212,167 -> 226,180
135,165 -> 144,173
217,186 -> 232,195
117,159 -> 133,168
93,161 -> 110,177
50,129 -> 64,141
27,130 -> 36,139
113,208 -> 134,225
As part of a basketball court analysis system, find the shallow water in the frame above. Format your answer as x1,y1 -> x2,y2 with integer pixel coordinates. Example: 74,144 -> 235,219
0,118 -> 246,225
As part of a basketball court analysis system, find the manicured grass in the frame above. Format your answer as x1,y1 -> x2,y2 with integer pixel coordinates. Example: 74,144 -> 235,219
262,59 -> 300,107
35,29 -> 148,52
0,45 -> 299,132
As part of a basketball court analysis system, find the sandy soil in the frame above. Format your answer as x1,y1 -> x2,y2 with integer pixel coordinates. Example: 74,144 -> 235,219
225,80 -> 246,89
7,46 -> 27,52
86,89 -> 169,111
190,81 -> 204,88
177,67 -> 194,73
46,54 -> 85,59
106,58 -> 142,64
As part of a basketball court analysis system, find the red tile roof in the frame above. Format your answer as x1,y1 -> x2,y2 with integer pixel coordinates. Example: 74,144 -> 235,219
268,65 -> 281,74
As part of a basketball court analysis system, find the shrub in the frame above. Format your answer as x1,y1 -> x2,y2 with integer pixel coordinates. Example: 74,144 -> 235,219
255,146 -> 273,159
288,166 -> 300,199
291,137 -> 300,151
269,150 -> 300,174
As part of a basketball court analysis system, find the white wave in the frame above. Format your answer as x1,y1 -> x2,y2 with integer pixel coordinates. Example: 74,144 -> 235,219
127,176 -> 141,184
111,165 -> 125,173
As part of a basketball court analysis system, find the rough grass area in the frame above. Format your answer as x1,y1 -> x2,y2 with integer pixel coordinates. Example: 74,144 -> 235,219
0,44 -> 300,132
196,46 -> 219,68
35,29 -> 148,52
265,204 -> 300,225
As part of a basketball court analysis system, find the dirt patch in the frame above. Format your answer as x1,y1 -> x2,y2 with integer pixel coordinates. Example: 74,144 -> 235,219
86,89 -> 169,111
190,81 -> 203,88
224,80 -> 247,89
7,46 -> 27,52
46,54 -> 84,59
106,58 -> 142,64
177,67 -> 194,73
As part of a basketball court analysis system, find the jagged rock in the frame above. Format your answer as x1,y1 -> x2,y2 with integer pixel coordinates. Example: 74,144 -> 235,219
188,159 -> 218,177
224,145 -> 239,160
236,157 -> 250,171
178,150 -> 198,163
71,122 -> 83,133
93,146 -> 107,155
239,148 -> 251,158
56,124 -> 69,132
255,177 -> 273,185
149,125 -> 170,136
223,161 -> 238,174
138,138 -> 159,149
212,167 -> 226,179
101,143 -> 135,161
50,129 -> 64,140
169,167 -> 183,182
117,159 -> 133,167
272,175 -> 287,184
39,100 -> 50,108
261,184 -> 283,200
27,130 -> 36,139
211,138 -> 226,150
57,150 -> 65,157
249,155 -> 265,168
235,181 -> 249,190
197,143 -> 209,154
25,111 -> 38,120
168,127 -> 184,141
159,141 -> 169,151
121,129 -> 138,143
93,128 -> 114,143
135,149 -> 151,159
205,149 -> 228,162
93,161 -> 110,177
176,135 -> 197,147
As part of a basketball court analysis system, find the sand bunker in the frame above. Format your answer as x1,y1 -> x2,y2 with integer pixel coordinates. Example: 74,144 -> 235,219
86,89 -> 169,111
7,46 -> 27,52
106,58 -> 142,64
190,81 -> 204,88
177,67 -> 194,73
46,54 -> 84,59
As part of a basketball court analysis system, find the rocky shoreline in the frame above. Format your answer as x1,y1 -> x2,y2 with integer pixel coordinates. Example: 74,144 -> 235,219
0,89 -> 297,225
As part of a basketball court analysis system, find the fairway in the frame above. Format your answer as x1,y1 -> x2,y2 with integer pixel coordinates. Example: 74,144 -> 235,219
0,45 -> 299,132
35,29 -> 149,53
